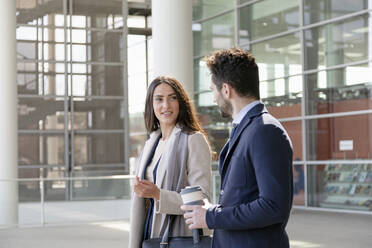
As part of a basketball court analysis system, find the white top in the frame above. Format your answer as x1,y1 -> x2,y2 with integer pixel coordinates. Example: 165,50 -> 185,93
145,139 -> 167,182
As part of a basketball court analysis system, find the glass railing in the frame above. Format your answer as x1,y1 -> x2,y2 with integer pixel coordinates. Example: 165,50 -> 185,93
0,172 -> 222,228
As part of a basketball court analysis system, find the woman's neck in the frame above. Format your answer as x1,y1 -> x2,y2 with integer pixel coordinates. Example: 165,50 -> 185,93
160,124 -> 176,140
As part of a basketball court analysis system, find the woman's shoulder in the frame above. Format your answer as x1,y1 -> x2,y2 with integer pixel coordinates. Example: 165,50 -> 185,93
187,131 -> 209,147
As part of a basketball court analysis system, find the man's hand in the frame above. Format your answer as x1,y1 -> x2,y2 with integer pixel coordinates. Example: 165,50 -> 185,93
133,176 -> 160,200
181,199 -> 212,229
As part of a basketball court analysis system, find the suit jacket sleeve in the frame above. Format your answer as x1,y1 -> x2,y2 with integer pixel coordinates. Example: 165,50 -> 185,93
206,124 -> 293,230
155,132 -> 212,215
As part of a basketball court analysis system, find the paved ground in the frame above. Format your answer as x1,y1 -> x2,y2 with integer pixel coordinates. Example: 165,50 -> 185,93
1,208 -> 372,248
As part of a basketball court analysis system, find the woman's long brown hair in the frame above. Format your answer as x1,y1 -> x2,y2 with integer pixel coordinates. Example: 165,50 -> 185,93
144,76 -> 207,139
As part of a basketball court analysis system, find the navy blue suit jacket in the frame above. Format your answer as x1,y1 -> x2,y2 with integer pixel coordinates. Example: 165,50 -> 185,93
206,103 -> 293,248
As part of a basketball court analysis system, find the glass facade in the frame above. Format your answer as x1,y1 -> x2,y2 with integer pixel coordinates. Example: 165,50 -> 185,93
12,0 -> 372,214
193,1 -> 372,212
16,0 -> 133,201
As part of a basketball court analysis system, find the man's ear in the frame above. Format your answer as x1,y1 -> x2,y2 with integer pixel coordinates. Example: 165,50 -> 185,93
221,83 -> 232,98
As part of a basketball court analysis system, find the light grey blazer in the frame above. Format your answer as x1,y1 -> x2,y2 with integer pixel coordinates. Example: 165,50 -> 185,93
129,125 -> 212,248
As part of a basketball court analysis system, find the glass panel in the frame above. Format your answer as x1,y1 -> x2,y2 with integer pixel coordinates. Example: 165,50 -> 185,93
239,0 -> 299,42
128,34 -> 146,47
129,125 -> 147,163
304,0 -> 367,25
84,31 -> 123,63
18,97 -> 65,130
293,164 -> 305,206
193,0 -> 234,21
17,41 -> 37,60
17,61 -> 38,95
18,168 -> 41,203
250,32 -> 302,80
306,114 -> 372,160
71,64 -> 123,96
72,98 -> 124,130
73,133 -> 124,165
17,26 -> 66,61
71,171 -> 130,200
196,102 -> 231,156
16,0 -> 64,25
18,62 -> 66,96
261,75 -> 303,118
127,15 -> 145,28
20,168 -> 68,202
308,164 -> 372,211
304,14 -> 369,71
305,64 -> 372,115
128,38 -> 147,76
18,134 -> 65,165
281,120 -> 303,161
128,74 -> 147,114
193,12 -> 235,57
73,0 -> 122,29
16,26 -> 37,41
194,59 -> 211,93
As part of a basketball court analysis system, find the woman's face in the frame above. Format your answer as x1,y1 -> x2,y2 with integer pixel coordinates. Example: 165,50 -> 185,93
153,83 -> 179,128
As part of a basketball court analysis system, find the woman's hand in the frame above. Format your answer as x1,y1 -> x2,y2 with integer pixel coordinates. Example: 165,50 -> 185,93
133,176 -> 160,201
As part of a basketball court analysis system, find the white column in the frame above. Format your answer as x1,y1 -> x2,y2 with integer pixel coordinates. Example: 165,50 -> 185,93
152,0 -> 194,97
0,0 -> 18,226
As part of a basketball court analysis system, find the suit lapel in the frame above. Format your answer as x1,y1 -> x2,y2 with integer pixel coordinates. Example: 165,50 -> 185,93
220,103 -> 267,181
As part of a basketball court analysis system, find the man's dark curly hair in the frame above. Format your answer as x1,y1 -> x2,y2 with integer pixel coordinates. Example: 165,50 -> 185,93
205,48 -> 260,99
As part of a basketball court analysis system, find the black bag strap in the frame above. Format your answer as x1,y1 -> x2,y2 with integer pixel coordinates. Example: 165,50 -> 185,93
160,215 -> 203,248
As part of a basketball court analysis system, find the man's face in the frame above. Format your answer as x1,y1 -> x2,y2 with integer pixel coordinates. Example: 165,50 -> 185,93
210,81 -> 232,118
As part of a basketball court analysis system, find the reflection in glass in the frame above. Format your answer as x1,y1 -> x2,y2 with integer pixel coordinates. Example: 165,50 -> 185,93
72,0 -> 122,29
18,98 -> 65,130
18,62 -> 67,96
128,74 -> 147,114
305,64 -> 372,115
18,134 -> 65,165
73,98 -> 124,130
304,14 -> 369,71
307,164 -> 372,211
16,0 -> 64,25
71,64 -> 123,96
306,114 -> 372,161
71,176 -> 129,200
193,0 -> 234,21
239,0 -> 299,42
261,75 -> 302,114
194,59 -> 211,93
280,121 -> 302,161
84,31 -> 123,63
193,12 -> 235,57
304,0 -> 367,25
74,133 -> 124,165
196,103 -> 231,156
293,164 -> 305,206
250,33 -> 302,81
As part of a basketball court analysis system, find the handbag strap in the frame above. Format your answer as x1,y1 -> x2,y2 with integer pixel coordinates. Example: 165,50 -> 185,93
160,215 -> 203,248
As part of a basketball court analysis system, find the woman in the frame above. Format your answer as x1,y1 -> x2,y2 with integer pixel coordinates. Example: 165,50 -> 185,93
129,76 -> 212,248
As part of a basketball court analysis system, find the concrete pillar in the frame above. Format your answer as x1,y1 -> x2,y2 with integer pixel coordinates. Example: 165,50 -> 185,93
152,0 -> 194,97
0,0 -> 18,226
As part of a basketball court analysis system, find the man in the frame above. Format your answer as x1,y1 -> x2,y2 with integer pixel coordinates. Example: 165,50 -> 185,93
181,48 -> 293,248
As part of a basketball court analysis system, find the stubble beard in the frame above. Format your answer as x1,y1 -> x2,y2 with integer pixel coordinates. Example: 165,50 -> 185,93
219,99 -> 232,118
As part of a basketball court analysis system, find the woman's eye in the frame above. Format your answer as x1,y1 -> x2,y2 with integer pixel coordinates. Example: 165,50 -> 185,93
171,96 -> 177,100
155,98 -> 162,102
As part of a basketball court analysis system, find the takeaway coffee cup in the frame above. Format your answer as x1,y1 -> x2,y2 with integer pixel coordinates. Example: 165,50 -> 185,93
180,186 -> 204,205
